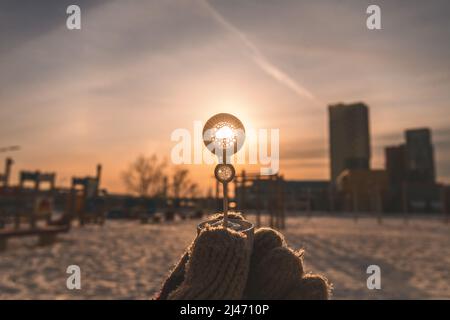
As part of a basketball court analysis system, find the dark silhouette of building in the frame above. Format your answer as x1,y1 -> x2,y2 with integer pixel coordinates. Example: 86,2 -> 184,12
384,144 -> 407,212
234,178 -> 330,212
336,169 -> 388,213
403,128 -> 439,212
385,128 -> 441,213
405,128 -> 435,184
328,102 -> 371,184
385,145 -> 406,186
283,180 -> 330,211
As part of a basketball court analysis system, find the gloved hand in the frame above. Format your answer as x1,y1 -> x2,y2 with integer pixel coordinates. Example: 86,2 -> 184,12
244,227 -> 331,299
156,213 -> 331,300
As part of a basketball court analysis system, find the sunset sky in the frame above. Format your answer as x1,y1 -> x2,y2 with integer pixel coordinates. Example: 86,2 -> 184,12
1,0 -> 449,194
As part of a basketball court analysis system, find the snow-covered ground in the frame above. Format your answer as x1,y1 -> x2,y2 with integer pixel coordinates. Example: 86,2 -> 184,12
1,214 -> 449,299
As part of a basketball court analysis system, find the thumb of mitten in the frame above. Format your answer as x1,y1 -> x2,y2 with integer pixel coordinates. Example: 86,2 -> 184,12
246,246 -> 304,299
245,227 -> 331,300
168,226 -> 251,300
156,250 -> 189,300
285,274 -> 331,300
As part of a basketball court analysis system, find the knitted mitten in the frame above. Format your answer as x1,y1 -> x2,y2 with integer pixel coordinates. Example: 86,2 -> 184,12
156,250 -> 189,300
207,211 -> 245,222
156,212 -> 246,299
167,225 -> 251,299
244,227 -> 331,300
284,274 -> 331,300
157,214 -> 331,300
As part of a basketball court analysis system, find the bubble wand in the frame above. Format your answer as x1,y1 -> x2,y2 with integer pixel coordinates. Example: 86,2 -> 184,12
203,113 -> 245,228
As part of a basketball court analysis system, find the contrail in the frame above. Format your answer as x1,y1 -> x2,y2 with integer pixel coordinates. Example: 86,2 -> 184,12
200,0 -> 321,105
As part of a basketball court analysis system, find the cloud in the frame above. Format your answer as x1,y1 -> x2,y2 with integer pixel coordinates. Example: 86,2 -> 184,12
200,0 -> 321,105
1,0 -> 450,189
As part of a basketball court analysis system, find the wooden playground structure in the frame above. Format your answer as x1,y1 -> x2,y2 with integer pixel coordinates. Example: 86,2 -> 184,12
69,164 -> 105,226
217,170 -> 286,229
0,160 -> 107,251
0,160 -> 70,251
0,157 -> 13,188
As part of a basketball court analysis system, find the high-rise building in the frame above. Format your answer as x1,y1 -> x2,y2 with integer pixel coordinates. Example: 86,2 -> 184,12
328,102 -> 371,184
384,144 -> 407,212
385,144 -> 406,186
405,128 -> 435,184
384,128 -> 438,213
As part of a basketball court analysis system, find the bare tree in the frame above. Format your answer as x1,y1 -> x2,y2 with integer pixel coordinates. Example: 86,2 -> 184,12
121,154 -> 167,197
172,168 -> 199,199
187,182 -> 199,199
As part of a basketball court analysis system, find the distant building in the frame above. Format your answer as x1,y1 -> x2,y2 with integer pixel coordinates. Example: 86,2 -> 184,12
403,183 -> 442,213
385,144 -> 406,186
336,169 -> 388,213
384,144 -> 407,212
442,185 -> 450,216
403,127 -> 441,212
405,128 -> 435,184
384,128 -> 440,213
328,102 -> 371,184
283,180 -> 330,211
234,179 -> 330,212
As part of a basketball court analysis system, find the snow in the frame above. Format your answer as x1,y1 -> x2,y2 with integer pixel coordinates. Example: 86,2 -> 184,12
1,214 -> 449,299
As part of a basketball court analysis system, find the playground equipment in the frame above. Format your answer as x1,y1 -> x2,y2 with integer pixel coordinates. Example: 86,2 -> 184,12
18,170 -> 56,226
0,224 -> 70,251
69,164 -> 105,226
0,169 -> 57,228
0,162 -> 70,251
233,170 -> 285,230
212,171 -> 286,229
19,170 -> 56,190
0,158 -> 13,187
138,198 -> 158,223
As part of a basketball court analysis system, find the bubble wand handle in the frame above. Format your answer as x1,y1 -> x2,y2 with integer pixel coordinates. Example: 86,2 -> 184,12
222,144 -> 228,228
223,182 -> 228,228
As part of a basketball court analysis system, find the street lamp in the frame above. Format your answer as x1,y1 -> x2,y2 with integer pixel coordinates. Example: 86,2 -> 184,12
203,113 -> 245,228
